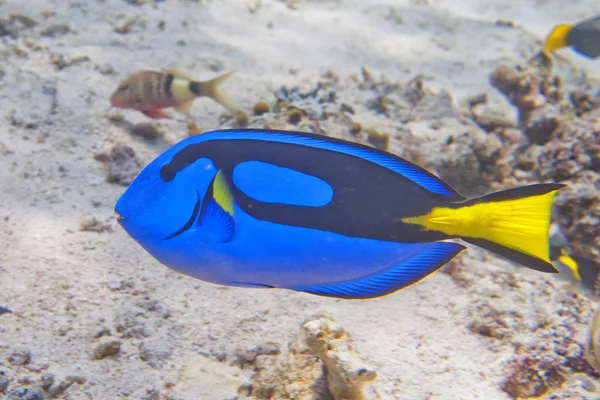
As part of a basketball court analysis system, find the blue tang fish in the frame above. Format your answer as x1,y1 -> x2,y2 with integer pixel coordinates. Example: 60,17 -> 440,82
115,129 -> 565,299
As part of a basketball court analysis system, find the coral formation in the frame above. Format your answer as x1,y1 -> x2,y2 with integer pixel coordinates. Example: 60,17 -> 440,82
435,53 -> 600,262
94,145 -> 142,186
249,313 -> 378,400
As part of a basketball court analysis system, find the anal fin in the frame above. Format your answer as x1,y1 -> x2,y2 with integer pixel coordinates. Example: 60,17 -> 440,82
289,242 -> 465,299
142,109 -> 172,119
173,99 -> 195,113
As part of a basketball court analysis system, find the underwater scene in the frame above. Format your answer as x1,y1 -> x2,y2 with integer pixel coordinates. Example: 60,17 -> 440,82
1,0 -> 600,399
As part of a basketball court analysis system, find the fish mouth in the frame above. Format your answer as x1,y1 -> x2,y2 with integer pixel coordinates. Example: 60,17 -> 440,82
115,210 -> 125,223
109,95 -> 125,108
163,191 -> 202,241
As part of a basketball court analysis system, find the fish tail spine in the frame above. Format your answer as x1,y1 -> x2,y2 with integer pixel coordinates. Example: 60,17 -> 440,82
191,70 -> 237,112
544,24 -> 573,52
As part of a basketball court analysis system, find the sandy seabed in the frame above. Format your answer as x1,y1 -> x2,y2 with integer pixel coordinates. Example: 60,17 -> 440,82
1,0 -> 600,399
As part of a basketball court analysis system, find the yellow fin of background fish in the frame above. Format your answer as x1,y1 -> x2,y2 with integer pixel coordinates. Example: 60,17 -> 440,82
198,70 -> 238,112
544,24 -> 573,52
213,169 -> 234,216
403,185 -> 562,272
558,249 -> 581,280
173,99 -> 195,113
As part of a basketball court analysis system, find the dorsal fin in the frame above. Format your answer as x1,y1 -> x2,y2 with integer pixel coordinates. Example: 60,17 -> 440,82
166,67 -> 194,80
179,129 -> 467,201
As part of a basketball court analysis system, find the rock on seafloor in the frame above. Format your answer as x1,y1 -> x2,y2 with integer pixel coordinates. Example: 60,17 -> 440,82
166,313 -> 377,399
433,52 -> 600,265
175,354 -> 252,399
93,338 -> 122,359
249,312 -> 379,400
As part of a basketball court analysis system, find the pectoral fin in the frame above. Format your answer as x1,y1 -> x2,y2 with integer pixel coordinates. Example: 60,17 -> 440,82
196,170 -> 235,243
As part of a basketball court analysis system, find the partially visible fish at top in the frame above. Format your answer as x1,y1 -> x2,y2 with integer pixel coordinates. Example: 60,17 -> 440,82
115,128 -> 566,300
544,15 -> 600,59
110,68 -> 237,119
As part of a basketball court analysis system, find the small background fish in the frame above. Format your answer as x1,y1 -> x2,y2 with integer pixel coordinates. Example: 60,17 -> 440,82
110,68 -> 237,119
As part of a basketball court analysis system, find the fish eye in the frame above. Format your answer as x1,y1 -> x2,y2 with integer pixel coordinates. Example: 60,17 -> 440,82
117,84 -> 130,93
160,164 -> 176,182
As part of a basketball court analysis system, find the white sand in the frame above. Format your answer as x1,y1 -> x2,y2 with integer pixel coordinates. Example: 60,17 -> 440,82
1,0 -> 599,399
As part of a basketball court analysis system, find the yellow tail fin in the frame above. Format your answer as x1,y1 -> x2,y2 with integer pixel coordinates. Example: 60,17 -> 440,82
196,70 -> 237,112
403,183 -> 566,273
544,24 -> 573,53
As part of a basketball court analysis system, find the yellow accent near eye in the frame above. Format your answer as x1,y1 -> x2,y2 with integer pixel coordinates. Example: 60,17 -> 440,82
213,170 -> 234,216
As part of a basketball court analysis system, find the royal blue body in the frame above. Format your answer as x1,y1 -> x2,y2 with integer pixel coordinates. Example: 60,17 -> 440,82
115,129 -> 466,299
